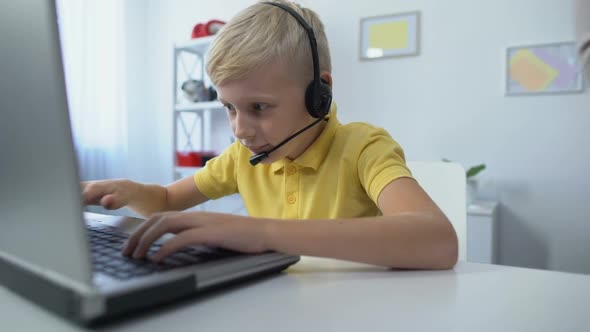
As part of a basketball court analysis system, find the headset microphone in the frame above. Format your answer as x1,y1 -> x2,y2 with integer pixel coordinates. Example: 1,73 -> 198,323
249,116 -> 325,166
248,152 -> 269,166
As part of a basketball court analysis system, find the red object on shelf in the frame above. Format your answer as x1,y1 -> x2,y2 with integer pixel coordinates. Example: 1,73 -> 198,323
176,151 -> 217,167
176,151 -> 201,167
191,20 -> 226,39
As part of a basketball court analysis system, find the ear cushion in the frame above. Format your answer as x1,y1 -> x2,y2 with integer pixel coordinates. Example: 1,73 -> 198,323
305,79 -> 333,118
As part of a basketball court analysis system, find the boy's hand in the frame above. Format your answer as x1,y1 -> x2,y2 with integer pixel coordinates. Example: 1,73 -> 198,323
81,179 -> 138,210
122,211 -> 271,261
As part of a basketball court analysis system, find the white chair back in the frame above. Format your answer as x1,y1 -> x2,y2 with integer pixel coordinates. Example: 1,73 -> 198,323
406,161 -> 467,260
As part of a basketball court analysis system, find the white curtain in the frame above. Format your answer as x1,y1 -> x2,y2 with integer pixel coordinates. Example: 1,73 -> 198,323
56,0 -> 128,181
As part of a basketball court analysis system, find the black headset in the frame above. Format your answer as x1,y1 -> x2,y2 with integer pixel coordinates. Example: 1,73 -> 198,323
249,2 -> 332,166
264,1 -> 332,118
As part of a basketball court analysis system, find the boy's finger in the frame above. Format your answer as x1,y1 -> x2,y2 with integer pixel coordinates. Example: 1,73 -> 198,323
81,181 -> 110,205
82,195 -> 102,205
131,215 -> 197,259
122,214 -> 165,256
99,194 -> 125,210
83,191 -> 105,205
151,229 -> 209,262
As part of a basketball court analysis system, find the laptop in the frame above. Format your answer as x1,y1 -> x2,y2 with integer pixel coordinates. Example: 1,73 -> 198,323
0,0 -> 299,326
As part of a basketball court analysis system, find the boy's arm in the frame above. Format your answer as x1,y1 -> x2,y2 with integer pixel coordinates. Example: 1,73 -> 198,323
130,177 -> 210,216
124,177 -> 458,269
264,177 -> 458,269
82,176 -> 209,217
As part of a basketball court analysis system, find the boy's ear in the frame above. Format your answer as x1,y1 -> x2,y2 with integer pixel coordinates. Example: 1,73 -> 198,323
320,72 -> 333,88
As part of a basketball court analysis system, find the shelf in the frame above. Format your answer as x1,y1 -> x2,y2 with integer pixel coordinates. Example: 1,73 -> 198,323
175,101 -> 224,112
175,35 -> 217,54
174,166 -> 202,178
173,36 -> 220,182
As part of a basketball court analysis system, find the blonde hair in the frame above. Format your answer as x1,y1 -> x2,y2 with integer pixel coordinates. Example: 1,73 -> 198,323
206,0 -> 331,87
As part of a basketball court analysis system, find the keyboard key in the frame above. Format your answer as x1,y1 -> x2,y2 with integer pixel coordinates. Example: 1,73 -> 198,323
87,225 -> 242,280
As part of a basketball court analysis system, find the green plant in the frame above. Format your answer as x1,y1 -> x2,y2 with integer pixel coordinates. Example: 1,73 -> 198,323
442,158 -> 486,179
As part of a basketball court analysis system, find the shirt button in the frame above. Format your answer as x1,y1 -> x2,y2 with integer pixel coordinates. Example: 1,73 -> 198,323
287,195 -> 296,204
287,165 -> 297,175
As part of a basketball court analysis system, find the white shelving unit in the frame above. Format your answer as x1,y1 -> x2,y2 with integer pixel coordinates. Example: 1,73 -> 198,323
175,35 -> 217,53
172,37 -> 246,215
175,100 -> 223,112
172,36 -> 226,181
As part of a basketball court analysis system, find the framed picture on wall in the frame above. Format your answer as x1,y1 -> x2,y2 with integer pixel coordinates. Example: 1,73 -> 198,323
506,42 -> 585,95
359,11 -> 420,60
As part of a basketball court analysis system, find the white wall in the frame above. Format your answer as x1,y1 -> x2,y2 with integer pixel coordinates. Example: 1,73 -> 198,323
126,0 -> 590,273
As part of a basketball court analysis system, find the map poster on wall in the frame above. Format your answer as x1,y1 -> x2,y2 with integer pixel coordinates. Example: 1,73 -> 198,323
506,42 -> 585,95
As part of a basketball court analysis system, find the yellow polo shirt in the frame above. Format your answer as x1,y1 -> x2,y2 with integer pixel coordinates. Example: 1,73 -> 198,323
194,104 -> 412,219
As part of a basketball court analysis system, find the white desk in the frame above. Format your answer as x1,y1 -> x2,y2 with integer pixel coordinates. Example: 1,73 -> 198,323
1,216 -> 589,331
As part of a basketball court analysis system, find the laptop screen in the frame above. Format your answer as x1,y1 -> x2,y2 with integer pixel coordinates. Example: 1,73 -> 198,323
0,0 -> 93,285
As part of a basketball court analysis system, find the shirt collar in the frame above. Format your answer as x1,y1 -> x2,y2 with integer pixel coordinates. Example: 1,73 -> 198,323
271,102 -> 340,173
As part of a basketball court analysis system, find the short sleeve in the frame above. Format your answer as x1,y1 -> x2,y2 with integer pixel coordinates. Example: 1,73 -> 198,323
194,142 -> 240,199
357,128 -> 413,203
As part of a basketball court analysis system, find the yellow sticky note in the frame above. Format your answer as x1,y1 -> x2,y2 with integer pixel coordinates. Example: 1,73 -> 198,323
368,21 -> 409,50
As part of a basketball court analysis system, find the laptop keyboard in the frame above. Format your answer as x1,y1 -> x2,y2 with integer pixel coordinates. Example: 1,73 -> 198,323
87,224 -> 242,280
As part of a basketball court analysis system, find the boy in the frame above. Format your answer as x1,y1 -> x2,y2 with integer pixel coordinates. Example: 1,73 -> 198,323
82,0 -> 458,269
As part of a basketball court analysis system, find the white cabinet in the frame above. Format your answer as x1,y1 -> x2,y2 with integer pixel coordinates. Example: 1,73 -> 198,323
467,200 -> 499,264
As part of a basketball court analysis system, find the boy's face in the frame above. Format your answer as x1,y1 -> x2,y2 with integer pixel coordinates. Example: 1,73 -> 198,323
217,61 -> 320,164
